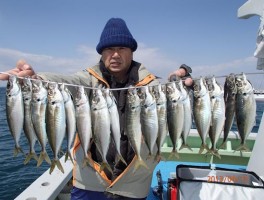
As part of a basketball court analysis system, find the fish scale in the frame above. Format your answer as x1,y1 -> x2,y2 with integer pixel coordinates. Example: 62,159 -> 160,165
166,81 -> 184,159
6,75 -> 24,156
152,84 -> 167,161
125,87 -> 148,172
91,88 -> 113,174
206,76 -> 225,158
46,82 -> 66,174
59,83 -> 76,164
193,77 -> 211,154
75,86 -> 93,168
139,86 -> 159,157
31,79 -> 51,167
21,78 -> 38,164
235,73 -> 256,151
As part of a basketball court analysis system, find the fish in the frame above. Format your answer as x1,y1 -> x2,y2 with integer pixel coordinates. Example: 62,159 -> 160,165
166,81 -> 184,159
193,77 -> 211,154
103,88 -> 127,166
235,73 -> 256,151
220,73 -> 237,148
138,86 -> 159,157
206,76 -> 225,158
91,88 -> 113,174
178,79 -> 193,152
59,83 -> 76,163
46,82 -> 66,174
125,87 -> 148,172
6,75 -> 24,156
31,79 -> 51,167
152,84 -> 168,161
75,86 -> 93,168
21,77 -> 38,164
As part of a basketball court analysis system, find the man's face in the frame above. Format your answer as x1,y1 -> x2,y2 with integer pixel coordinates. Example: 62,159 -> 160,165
101,47 -> 132,78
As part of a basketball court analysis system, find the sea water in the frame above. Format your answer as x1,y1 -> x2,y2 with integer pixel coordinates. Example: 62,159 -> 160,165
0,87 -> 263,200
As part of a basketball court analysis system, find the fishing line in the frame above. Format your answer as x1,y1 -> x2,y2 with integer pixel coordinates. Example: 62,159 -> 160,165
1,71 -> 264,91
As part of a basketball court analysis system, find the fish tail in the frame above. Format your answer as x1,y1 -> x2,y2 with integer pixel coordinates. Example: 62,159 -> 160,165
14,146 -> 24,157
133,158 -> 149,173
218,141 -> 227,149
168,149 -> 180,160
49,161 -> 55,174
24,152 -> 39,165
179,144 -> 193,152
100,162 -> 113,175
205,149 -> 221,159
49,159 -> 65,174
154,153 -> 166,162
56,159 -> 64,174
198,143 -> 209,154
65,151 -> 74,164
235,144 -> 250,152
117,154 -> 127,166
37,151 -> 51,167
82,157 -> 93,168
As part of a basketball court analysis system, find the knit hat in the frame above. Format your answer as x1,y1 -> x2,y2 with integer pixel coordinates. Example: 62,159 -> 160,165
96,18 -> 138,54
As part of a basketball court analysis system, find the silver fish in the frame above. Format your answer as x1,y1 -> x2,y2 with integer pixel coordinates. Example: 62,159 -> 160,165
91,88 -> 112,174
220,73 -> 237,147
59,83 -> 76,163
21,78 -> 38,164
103,88 -> 127,166
31,79 -> 51,167
193,77 -> 211,154
206,76 -> 225,158
6,75 -> 24,156
138,86 -> 158,157
75,86 -> 92,167
46,82 -> 66,174
178,79 -> 193,152
166,81 -> 184,159
152,84 -> 167,161
235,73 -> 256,151
125,87 -> 148,172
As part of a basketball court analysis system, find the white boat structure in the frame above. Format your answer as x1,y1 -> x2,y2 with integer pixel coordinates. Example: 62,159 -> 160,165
14,1 -> 264,199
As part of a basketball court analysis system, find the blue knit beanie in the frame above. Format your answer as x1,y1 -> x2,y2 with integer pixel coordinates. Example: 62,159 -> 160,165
96,18 -> 138,54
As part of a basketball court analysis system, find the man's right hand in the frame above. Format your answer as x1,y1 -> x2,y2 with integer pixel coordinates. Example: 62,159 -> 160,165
0,59 -> 35,80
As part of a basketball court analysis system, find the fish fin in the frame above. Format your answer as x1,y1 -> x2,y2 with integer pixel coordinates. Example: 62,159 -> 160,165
37,151 -> 51,167
50,161 -> 55,174
235,144 -> 250,152
49,160 -> 65,174
82,157 -> 93,168
154,153 -> 166,162
218,141 -> 227,149
205,149 -> 221,159
179,144 -> 193,152
56,160 -> 65,174
198,144 -> 209,154
117,154 -> 127,166
100,162 -> 113,175
24,152 -> 38,165
65,151 -> 74,164
133,158 -> 149,173
14,146 -> 24,157
168,149 -> 180,160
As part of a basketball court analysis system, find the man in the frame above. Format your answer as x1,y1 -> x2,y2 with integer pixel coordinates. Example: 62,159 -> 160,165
0,18 -> 192,199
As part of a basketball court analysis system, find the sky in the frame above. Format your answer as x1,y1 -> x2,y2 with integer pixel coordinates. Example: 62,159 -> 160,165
0,0 -> 263,88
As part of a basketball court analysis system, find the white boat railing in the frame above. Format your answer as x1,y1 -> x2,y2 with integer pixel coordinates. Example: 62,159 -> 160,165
15,155 -> 73,200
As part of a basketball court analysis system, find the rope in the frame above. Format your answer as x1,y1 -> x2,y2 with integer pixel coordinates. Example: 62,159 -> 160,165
1,71 -> 264,91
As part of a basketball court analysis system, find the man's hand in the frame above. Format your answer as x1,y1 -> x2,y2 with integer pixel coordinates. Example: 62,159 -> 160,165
0,59 -> 35,80
169,68 -> 193,86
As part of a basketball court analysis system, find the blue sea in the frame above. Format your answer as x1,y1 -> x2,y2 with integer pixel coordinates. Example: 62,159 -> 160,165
0,87 -> 264,200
